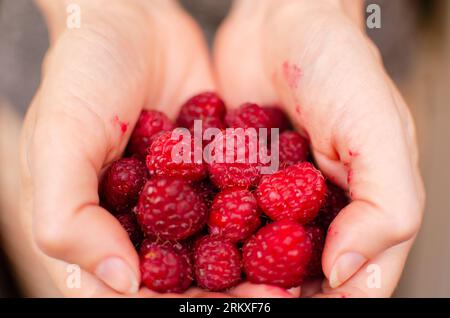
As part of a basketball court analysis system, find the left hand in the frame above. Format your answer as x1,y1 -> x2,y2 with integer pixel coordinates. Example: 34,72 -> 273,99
214,0 -> 425,297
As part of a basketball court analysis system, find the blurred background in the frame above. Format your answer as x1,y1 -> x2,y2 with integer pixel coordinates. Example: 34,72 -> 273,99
0,0 -> 449,297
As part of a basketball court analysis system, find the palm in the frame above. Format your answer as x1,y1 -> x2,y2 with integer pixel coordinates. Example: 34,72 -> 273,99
214,3 -> 423,297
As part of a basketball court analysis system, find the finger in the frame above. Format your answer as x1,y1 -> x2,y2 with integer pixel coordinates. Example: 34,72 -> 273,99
25,30 -> 154,294
316,240 -> 413,297
268,30 -> 423,289
230,282 -> 297,298
319,100 -> 423,288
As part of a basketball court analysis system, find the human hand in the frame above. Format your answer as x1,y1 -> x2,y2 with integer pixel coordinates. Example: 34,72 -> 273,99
214,0 -> 425,297
20,0 -> 219,297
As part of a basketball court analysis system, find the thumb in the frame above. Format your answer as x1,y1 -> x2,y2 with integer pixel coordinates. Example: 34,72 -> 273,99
23,31 -> 150,293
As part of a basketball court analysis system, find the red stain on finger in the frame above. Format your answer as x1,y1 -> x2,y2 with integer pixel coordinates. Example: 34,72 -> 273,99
348,149 -> 360,157
347,169 -> 353,185
282,61 -> 302,90
113,115 -> 129,135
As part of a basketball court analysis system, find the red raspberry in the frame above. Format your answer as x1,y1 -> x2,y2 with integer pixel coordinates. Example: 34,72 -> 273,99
189,116 -> 225,134
140,238 -> 193,277
193,236 -> 242,291
305,225 -> 325,278
127,110 -> 174,159
207,130 -> 264,189
116,213 -> 143,248
194,179 -> 218,207
263,106 -> 291,132
278,131 -> 309,168
242,220 -> 312,288
136,176 -> 208,240
100,157 -> 148,214
140,241 -> 193,293
311,181 -> 349,230
225,103 -> 272,131
208,189 -> 261,242
146,130 -> 207,181
177,92 -> 225,129
256,162 -> 327,223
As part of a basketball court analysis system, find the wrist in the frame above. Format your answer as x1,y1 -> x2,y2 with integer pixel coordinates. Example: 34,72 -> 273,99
35,0 -> 179,41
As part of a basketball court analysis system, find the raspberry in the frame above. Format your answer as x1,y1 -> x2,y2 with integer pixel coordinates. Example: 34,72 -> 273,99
136,176 -> 208,240
140,238 -> 193,278
116,213 -> 143,248
177,92 -> 226,129
311,181 -> 349,230
278,131 -> 309,168
242,220 -> 312,288
208,189 -> 261,242
146,130 -> 207,181
193,236 -> 242,291
100,157 -> 148,214
140,241 -> 193,293
207,130 -> 264,189
194,179 -> 218,207
263,106 -> 291,132
127,110 -> 174,159
225,103 -> 272,131
305,225 -> 325,277
189,116 -> 225,134
256,162 -> 327,223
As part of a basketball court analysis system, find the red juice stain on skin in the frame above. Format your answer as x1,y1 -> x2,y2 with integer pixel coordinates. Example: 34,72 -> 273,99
113,115 -> 128,135
348,149 -> 360,157
282,61 -> 302,90
347,169 -> 354,185
327,225 -> 339,237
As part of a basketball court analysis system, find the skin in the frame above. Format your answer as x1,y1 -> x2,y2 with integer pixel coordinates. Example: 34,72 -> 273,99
215,0 -> 425,297
18,0 -> 424,297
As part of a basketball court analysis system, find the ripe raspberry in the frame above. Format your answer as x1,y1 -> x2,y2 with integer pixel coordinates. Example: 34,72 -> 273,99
116,213 -> 143,248
189,116 -> 225,134
177,92 -> 226,129
263,106 -> 291,132
194,179 -> 218,207
242,220 -> 312,288
146,130 -> 207,181
140,238 -> 191,259
208,189 -> 261,242
127,110 -> 174,159
207,130 -> 264,189
305,225 -> 325,277
256,162 -> 327,223
136,176 -> 208,240
140,241 -> 193,293
311,181 -> 349,230
225,103 -> 271,130
140,238 -> 193,279
278,131 -> 309,168
194,236 -> 242,291
100,157 -> 148,214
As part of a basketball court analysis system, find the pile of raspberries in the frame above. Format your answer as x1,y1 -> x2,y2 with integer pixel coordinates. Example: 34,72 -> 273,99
99,92 -> 349,293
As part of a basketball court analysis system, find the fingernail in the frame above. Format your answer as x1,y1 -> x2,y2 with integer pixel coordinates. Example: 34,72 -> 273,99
95,257 -> 139,294
329,252 -> 366,288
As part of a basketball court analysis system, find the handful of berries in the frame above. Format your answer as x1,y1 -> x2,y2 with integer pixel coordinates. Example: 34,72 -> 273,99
99,92 -> 349,293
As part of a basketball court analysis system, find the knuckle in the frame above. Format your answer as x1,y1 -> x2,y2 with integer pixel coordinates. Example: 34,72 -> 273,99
392,206 -> 422,242
34,219 -> 69,256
